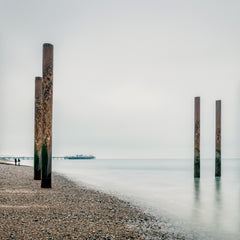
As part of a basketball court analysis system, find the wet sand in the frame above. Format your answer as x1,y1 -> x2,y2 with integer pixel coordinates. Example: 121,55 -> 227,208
0,163 -> 190,240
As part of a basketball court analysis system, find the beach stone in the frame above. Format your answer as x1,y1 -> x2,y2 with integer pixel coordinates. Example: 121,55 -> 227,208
0,163 -> 191,240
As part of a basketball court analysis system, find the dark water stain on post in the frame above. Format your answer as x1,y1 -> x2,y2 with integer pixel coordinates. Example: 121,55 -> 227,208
41,43 -> 53,188
215,100 -> 221,177
34,77 -> 42,180
194,97 -> 200,178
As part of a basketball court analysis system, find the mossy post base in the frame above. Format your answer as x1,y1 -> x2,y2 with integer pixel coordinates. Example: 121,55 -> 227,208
194,150 -> 200,178
215,100 -> 221,177
41,43 -> 53,188
41,142 -> 51,188
34,150 -> 41,180
194,97 -> 200,178
34,76 -> 42,180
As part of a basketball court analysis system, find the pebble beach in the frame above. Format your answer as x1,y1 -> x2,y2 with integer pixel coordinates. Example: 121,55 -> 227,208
0,162 -> 191,240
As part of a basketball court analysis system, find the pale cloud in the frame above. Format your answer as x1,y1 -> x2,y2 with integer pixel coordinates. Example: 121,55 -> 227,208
0,0 -> 240,158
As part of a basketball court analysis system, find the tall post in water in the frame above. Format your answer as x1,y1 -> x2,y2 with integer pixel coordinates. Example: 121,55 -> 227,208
34,76 -> 42,180
194,97 -> 200,178
41,43 -> 53,188
215,100 -> 221,177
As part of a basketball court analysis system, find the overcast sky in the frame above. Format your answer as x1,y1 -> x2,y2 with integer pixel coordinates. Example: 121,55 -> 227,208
0,0 -> 240,158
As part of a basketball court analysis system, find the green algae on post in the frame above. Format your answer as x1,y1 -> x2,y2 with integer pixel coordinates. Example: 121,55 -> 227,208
34,76 -> 42,180
41,43 -> 53,188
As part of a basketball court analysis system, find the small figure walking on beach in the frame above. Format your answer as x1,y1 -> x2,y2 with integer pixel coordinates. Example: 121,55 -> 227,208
15,158 -> 17,166
18,158 -> 20,166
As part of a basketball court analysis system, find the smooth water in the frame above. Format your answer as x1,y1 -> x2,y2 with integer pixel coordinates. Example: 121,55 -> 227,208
21,158 -> 240,239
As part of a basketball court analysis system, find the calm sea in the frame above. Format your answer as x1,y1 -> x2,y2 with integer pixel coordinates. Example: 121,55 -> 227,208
21,158 -> 240,239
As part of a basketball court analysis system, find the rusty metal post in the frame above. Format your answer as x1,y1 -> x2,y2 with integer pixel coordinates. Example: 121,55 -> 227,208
194,97 -> 200,178
41,43 -> 53,188
215,100 -> 221,177
34,76 -> 42,180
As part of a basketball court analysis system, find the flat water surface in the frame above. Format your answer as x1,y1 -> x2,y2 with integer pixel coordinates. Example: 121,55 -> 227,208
21,158 -> 240,239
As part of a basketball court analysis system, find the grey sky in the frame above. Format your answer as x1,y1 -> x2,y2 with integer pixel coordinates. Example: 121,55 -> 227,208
1,0 -> 240,158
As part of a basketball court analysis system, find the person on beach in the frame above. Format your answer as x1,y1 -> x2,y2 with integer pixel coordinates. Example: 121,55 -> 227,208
18,158 -> 20,166
15,158 -> 17,166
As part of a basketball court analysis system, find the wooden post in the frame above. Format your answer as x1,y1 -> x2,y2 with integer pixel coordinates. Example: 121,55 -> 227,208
215,100 -> 221,177
194,97 -> 200,178
41,43 -> 53,188
34,77 -> 42,180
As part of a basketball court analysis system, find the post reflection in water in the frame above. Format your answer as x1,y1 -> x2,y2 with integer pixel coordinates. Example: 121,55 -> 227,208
238,187 -> 240,234
193,178 -> 201,219
193,178 -> 222,225
214,177 -> 222,228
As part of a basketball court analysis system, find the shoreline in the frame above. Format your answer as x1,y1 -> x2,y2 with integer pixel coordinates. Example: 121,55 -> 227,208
0,159 -> 14,165
0,162 -> 190,239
